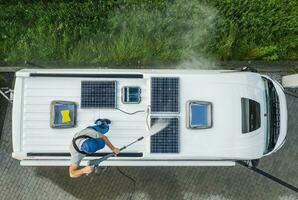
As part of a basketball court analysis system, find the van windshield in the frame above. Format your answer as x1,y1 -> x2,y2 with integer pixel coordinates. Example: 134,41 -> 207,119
241,98 -> 261,133
263,78 -> 280,154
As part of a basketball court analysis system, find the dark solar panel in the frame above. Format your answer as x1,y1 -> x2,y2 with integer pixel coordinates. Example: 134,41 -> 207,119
151,77 -> 179,113
150,117 -> 179,153
81,81 -> 117,108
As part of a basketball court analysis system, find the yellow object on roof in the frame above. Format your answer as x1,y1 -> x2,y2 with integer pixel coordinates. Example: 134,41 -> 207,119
61,110 -> 71,123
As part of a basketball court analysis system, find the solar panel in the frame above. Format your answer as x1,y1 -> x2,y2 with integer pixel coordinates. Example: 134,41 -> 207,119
150,117 -> 179,153
151,77 -> 179,113
81,81 -> 117,108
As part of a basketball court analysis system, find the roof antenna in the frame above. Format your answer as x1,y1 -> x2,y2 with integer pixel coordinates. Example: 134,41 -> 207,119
240,66 -> 258,72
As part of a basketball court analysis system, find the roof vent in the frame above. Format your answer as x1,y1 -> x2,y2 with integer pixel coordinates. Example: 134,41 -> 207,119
122,86 -> 141,104
50,101 -> 77,128
187,101 -> 212,129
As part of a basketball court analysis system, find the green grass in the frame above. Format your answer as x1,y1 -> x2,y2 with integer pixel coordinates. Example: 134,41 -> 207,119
0,0 -> 297,64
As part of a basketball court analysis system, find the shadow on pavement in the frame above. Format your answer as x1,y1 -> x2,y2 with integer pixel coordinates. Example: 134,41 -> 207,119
35,166 -> 185,200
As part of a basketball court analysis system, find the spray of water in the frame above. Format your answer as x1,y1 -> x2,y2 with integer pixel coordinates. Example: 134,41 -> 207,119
105,0 -> 218,67
177,56 -> 219,70
149,119 -> 170,136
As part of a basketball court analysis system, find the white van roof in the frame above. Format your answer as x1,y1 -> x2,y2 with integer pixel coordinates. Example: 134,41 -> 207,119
12,69 -> 267,165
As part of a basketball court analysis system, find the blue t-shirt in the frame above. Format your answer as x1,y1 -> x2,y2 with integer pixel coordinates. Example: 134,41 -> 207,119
69,128 -> 106,166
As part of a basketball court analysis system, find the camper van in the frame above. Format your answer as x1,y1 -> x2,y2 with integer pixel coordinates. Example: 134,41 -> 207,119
12,69 -> 287,166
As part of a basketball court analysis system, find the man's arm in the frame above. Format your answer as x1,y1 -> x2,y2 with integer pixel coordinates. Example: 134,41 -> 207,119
98,133 -> 120,154
69,164 -> 93,178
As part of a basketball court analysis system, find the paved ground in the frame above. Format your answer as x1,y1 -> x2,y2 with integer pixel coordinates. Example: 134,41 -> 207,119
0,73 -> 297,200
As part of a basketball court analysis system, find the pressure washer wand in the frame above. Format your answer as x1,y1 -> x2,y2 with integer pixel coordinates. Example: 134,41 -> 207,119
87,119 -> 169,175
88,136 -> 144,167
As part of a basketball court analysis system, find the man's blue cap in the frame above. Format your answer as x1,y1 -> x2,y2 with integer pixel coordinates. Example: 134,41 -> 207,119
81,138 -> 105,154
89,119 -> 110,134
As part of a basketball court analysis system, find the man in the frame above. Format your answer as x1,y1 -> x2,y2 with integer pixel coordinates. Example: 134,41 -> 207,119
69,118 -> 120,178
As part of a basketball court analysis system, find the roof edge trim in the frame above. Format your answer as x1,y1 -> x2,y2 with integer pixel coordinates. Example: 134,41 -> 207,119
27,152 -> 143,157
29,73 -> 143,78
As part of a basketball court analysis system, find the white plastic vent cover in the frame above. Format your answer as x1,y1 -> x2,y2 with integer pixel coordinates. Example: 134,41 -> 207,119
122,86 -> 141,104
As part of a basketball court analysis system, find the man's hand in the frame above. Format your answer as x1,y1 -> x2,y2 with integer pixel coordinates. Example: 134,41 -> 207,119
112,147 -> 120,155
